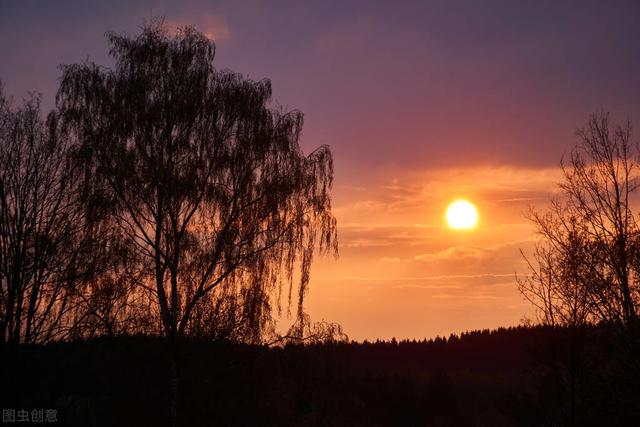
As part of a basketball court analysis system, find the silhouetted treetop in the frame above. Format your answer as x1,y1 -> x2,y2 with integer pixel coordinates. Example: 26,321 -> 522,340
519,113 -> 640,327
0,84 -> 97,344
56,21 -> 338,344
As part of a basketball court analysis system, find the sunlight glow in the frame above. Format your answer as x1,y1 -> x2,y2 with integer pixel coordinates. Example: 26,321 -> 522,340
446,199 -> 478,230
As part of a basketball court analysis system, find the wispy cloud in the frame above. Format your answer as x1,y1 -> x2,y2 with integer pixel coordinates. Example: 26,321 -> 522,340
414,246 -> 489,262
316,273 -> 515,282
379,257 -> 401,263
431,294 -> 504,300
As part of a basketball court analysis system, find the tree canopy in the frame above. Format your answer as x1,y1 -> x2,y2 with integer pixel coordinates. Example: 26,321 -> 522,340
56,22 -> 338,343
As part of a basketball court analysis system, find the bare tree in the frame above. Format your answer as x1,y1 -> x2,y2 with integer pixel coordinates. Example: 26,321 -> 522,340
519,113 -> 640,326
518,210 -> 596,327
0,84 -> 91,344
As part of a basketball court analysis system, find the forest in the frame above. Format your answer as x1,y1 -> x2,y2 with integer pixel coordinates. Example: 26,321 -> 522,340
2,325 -> 640,426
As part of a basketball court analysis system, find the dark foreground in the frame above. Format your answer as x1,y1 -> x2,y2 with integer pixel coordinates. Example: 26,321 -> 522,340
2,325 -> 640,426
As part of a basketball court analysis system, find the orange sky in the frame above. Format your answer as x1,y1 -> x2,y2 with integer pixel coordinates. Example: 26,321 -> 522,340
304,166 -> 563,340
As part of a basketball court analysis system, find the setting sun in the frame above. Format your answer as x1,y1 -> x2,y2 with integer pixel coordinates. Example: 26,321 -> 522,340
446,199 -> 478,229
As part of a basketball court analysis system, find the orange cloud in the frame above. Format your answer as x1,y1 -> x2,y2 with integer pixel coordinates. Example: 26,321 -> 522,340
379,257 -> 401,263
414,246 -> 489,262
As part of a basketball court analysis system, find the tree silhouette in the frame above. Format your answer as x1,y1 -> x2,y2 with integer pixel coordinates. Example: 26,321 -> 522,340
519,113 -> 639,326
57,21 -> 337,344
0,84 -> 91,343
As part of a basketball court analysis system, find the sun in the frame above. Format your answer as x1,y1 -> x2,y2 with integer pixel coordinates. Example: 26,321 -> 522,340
446,199 -> 478,230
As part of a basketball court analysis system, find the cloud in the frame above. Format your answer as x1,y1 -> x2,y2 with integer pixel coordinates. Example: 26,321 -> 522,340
338,225 -> 433,249
316,273 -> 515,284
379,257 -> 401,263
414,246 -> 489,262
430,294 -> 503,300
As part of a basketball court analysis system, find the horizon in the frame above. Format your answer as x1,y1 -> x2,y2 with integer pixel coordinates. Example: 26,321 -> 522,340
3,0 -> 640,341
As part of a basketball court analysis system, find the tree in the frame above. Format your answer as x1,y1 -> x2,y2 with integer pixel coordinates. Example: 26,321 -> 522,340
0,83 -> 89,343
518,113 -> 639,326
56,21 -> 338,345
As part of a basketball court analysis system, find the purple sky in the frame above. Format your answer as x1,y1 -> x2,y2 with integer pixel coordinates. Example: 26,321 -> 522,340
3,0 -> 640,338
3,0 -> 640,173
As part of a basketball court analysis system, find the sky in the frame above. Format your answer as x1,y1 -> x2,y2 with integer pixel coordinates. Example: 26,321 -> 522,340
2,0 -> 640,340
